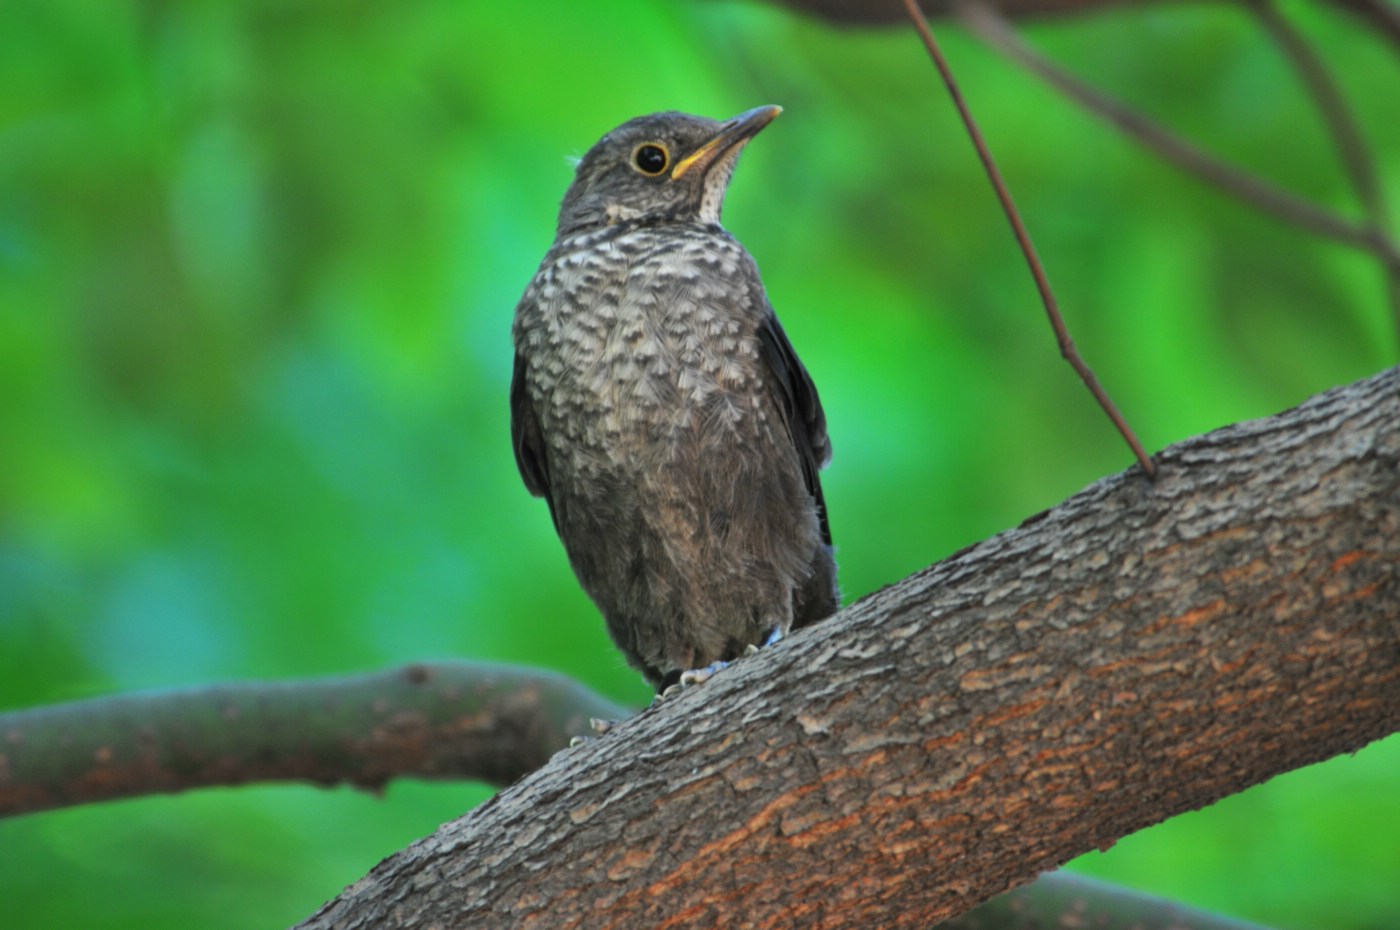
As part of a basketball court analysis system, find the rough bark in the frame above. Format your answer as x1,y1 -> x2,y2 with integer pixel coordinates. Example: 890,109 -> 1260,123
297,367 -> 1400,930
0,663 -> 631,817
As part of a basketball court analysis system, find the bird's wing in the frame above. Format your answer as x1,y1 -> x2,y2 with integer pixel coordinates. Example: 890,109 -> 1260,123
510,353 -> 558,527
756,310 -> 833,546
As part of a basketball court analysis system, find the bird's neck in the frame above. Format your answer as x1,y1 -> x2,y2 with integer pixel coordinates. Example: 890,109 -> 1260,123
557,208 -> 726,241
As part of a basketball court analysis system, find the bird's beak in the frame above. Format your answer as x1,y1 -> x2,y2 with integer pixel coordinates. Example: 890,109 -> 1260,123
671,105 -> 783,181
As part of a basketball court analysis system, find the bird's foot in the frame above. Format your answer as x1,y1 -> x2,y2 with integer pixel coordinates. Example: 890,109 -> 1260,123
652,661 -> 728,701
678,658 -> 730,688
655,626 -> 787,699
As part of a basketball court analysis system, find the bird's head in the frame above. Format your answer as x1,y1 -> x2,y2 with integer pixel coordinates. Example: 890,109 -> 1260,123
555,105 -> 782,235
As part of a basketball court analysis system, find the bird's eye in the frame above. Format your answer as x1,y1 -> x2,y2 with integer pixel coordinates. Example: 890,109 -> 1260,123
632,143 -> 670,176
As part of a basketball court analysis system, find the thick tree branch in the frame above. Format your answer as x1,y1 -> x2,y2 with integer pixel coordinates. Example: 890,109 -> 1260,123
297,365 -> 1400,929
0,662 -> 631,817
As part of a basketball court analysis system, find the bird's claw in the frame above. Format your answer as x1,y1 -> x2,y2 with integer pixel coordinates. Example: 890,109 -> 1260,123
660,626 -> 788,694
679,658 -> 729,687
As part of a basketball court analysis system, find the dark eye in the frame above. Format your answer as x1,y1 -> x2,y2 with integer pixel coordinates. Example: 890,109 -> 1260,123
633,143 -> 670,176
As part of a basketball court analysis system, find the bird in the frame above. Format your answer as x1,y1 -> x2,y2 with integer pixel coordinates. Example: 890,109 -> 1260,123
510,105 -> 837,692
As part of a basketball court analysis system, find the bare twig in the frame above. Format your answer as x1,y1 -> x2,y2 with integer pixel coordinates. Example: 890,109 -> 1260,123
1248,0 -> 1400,343
900,0 -> 1157,477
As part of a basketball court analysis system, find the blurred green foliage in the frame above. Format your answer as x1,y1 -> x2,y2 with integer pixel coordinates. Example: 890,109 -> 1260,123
1,1 -> 1396,927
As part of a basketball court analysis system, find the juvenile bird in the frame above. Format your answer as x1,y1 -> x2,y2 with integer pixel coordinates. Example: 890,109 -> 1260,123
511,106 -> 837,691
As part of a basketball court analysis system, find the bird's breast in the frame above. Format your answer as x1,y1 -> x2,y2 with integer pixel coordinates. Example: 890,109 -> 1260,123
516,226 -> 771,469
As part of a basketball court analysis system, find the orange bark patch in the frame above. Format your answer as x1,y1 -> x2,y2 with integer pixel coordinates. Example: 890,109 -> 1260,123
1142,598 -> 1228,636
1329,550 -> 1368,573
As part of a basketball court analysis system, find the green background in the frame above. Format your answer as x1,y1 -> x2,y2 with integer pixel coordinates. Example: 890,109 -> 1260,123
2,1 -> 1396,927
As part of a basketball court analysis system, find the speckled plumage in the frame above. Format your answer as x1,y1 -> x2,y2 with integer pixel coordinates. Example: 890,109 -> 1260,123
511,107 -> 837,689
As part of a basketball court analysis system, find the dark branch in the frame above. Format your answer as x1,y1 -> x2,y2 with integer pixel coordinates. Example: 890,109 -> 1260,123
0,661 -> 633,818
954,1 -> 1400,277
947,871 -> 1282,930
753,0 -> 1167,26
1249,0 -> 1400,343
753,0 -> 1400,36
1321,0 -> 1400,47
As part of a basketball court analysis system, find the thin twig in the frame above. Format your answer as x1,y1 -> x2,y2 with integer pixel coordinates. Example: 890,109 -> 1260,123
1249,0 -> 1400,345
899,0 -> 1157,477
954,0 -> 1400,280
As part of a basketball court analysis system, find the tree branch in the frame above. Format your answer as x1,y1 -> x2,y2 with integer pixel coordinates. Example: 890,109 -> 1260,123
297,364 -> 1400,929
752,0 -> 1166,26
0,662 -> 632,818
954,1 -> 1400,280
754,0 -> 1400,37
1317,0 -> 1400,47
947,871 -> 1281,930
1248,0 -> 1400,342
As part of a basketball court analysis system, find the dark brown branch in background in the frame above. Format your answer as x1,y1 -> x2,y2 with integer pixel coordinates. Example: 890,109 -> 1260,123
953,2 -> 1400,273
761,0 -> 1161,25
947,871 -> 1282,930
1248,0 -> 1400,341
759,0 -> 1400,38
297,365 -> 1400,930
1322,0 -> 1400,46
1254,0 -> 1388,219
0,662 -> 632,818
901,0 -> 1157,477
